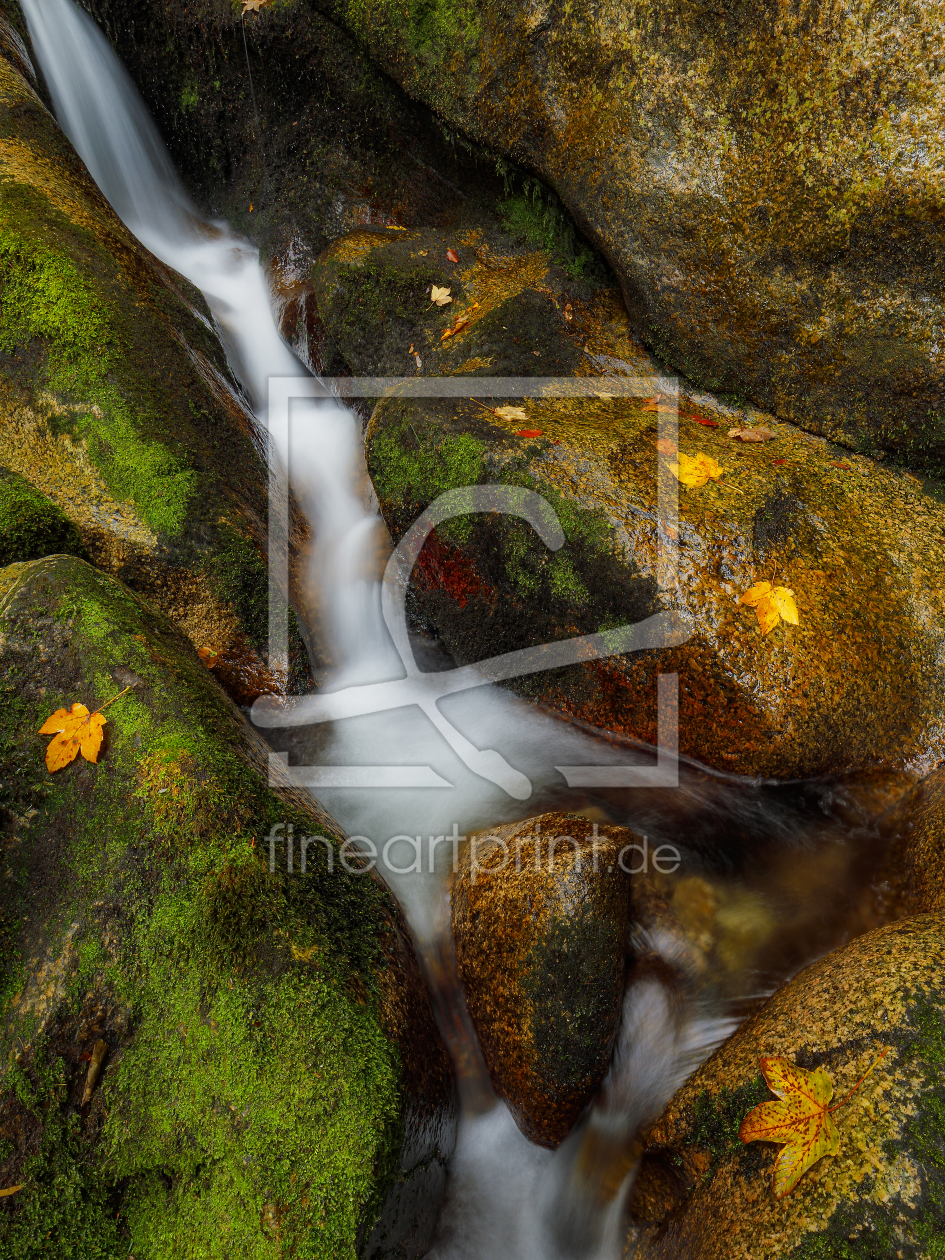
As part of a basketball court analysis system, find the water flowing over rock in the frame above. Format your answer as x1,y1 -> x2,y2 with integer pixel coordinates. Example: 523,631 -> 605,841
89,0 -> 945,468
451,812 -> 630,1148
0,17 -> 300,700
313,225 -> 945,778
625,915 -> 945,1258
0,554 -> 454,1257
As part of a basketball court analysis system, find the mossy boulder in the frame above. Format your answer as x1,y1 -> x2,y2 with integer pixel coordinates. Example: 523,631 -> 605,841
318,225 -> 945,779
0,466 -> 85,566
0,554 -> 454,1258
0,25 -> 300,697
309,0 -> 945,469
625,915 -> 945,1259
451,812 -> 629,1148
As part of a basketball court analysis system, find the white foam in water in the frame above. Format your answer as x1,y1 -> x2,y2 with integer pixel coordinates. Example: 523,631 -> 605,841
21,4 -> 729,1253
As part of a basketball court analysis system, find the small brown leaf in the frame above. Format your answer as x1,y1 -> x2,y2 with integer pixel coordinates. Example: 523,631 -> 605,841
728,426 -> 777,442
446,248 -> 459,263
829,460 -> 852,470
655,438 -> 678,455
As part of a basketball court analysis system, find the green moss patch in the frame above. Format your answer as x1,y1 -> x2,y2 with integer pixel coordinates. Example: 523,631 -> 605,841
0,467 -> 85,566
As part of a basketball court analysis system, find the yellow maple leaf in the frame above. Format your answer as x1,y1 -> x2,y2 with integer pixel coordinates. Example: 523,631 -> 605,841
430,285 -> 452,307
740,1052 -> 887,1197
494,405 -> 528,422
668,451 -> 723,489
38,686 -> 131,773
242,0 -> 272,12
739,581 -> 799,635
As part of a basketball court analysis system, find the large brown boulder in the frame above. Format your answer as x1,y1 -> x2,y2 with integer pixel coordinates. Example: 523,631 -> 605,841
315,225 -> 945,778
626,915 -> 945,1259
451,812 -> 630,1148
324,0 -> 945,465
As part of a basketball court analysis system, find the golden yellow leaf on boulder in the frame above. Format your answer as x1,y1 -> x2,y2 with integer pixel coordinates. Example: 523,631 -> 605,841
668,451 -> 723,489
38,686 -> 131,773
739,581 -> 799,635
740,1051 -> 887,1198
0,1186 -> 22,1198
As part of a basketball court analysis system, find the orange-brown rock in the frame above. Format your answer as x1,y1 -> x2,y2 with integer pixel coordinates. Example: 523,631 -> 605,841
626,915 -> 945,1258
451,812 -> 630,1148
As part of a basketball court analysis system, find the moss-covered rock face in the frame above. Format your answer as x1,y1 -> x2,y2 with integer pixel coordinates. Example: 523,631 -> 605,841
320,226 -> 945,779
0,465 -> 85,566
451,813 -> 629,1148
625,915 -> 945,1260
0,24 -> 302,698
306,0 -> 945,469
0,554 -> 454,1258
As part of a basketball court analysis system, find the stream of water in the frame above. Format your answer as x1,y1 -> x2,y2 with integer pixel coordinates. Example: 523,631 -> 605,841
20,4 -> 909,1255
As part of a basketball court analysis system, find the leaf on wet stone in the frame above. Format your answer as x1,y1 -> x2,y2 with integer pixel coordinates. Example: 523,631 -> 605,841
655,438 -> 678,455
494,406 -> 528,422
740,1050 -> 887,1198
517,429 -> 542,438
739,581 -> 799,635
242,0 -> 272,11
446,248 -> 459,263
668,451 -> 723,489
441,314 -> 470,341
38,686 -> 131,772
684,412 -> 720,427
431,285 -> 452,306
0,1186 -> 22,1198
729,426 -> 777,442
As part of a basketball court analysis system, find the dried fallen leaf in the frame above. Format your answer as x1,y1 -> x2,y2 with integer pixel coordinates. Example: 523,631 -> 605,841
729,426 -> 777,442
517,429 -> 543,438
82,1039 -> 108,1106
593,391 -> 614,400
740,1051 -> 887,1197
242,0 -> 271,12
668,451 -> 724,489
440,315 -> 470,341
684,413 -> 720,427
739,581 -> 799,635
829,460 -> 852,470
198,646 -> 219,669
431,285 -> 452,307
414,353 -> 422,369
494,406 -> 528,421
655,438 -> 678,455
0,1186 -> 22,1198
418,250 -> 429,257
40,704 -> 106,771
446,248 -> 459,263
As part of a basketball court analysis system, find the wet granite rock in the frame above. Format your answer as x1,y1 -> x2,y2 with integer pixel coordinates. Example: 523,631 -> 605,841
0,554 -> 454,1258
307,0 -> 945,468
0,16 -> 304,698
626,915 -> 945,1259
315,225 -> 945,779
451,812 -> 630,1148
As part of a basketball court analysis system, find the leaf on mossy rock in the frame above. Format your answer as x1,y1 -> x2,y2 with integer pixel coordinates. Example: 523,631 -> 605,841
494,406 -> 528,422
0,1186 -> 22,1198
740,1050 -> 887,1197
38,686 -> 131,772
242,0 -> 272,11
431,285 -> 452,306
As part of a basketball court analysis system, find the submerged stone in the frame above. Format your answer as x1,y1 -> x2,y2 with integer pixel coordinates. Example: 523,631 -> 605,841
0,554 -> 454,1258
451,812 -> 629,1148
627,915 -> 945,1258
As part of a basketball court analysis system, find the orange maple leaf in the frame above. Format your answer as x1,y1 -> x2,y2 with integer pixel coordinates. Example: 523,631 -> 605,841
668,451 -> 723,489
38,686 -> 131,773
739,581 -> 799,635
740,1051 -> 887,1197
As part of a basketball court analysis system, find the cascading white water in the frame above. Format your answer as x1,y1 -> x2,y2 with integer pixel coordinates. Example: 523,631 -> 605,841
19,5 -> 781,1255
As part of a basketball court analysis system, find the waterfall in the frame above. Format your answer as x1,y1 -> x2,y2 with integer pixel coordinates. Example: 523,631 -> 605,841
20,4 -> 857,1256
